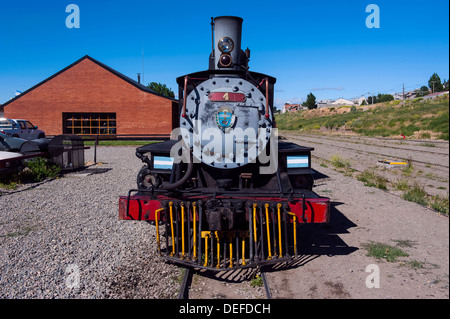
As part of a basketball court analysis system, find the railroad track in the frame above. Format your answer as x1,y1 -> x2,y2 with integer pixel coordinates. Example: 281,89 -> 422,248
282,133 -> 449,172
177,267 -> 272,299
296,133 -> 449,156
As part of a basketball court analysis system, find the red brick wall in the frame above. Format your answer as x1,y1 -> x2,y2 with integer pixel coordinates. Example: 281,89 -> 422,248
4,58 -> 177,136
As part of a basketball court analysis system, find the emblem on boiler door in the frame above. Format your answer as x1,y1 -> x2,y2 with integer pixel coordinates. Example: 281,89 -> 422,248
215,106 -> 236,131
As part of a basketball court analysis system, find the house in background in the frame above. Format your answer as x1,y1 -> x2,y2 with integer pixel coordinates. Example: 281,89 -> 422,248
1,55 -> 178,137
331,98 -> 354,106
282,103 -> 302,113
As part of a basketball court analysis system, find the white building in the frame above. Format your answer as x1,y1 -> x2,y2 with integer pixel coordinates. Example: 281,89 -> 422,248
332,98 -> 354,106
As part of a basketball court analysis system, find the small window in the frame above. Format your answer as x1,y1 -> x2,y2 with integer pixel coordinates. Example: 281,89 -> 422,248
19,121 -> 26,129
0,120 -> 13,129
25,121 -> 35,129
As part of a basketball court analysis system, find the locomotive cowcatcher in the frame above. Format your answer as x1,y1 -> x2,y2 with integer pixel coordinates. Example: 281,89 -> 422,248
119,16 -> 330,270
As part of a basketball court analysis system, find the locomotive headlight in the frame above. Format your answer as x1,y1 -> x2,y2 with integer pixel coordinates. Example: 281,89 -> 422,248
218,37 -> 234,53
219,54 -> 232,67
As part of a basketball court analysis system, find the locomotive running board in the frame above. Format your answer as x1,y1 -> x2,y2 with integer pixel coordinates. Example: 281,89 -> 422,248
119,192 -> 330,271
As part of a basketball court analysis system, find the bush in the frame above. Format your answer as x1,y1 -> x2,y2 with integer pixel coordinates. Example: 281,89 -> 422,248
23,158 -> 60,182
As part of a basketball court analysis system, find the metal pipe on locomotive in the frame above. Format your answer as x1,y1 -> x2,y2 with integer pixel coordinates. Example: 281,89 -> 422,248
119,16 -> 330,270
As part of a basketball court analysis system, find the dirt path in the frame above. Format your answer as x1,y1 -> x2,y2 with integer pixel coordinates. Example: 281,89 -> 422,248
188,134 -> 449,299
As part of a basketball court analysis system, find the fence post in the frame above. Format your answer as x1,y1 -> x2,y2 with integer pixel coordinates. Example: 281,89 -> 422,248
94,135 -> 98,164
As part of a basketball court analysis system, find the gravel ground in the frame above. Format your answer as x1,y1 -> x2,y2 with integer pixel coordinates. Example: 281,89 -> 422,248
0,146 -> 181,299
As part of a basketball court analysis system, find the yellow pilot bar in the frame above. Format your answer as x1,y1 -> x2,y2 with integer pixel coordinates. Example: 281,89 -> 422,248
154,208 -> 164,255
229,237 -> 233,268
169,202 -> 175,256
181,203 -> 185,259
288,212 -> 297,256
265,204 -> 272,260
193,203 -> 197,260
253,203 -> 257,244
203,232 -> 210,267
215,231 -> 221,268
241,236 -> 246,266
277,203 -> 283,257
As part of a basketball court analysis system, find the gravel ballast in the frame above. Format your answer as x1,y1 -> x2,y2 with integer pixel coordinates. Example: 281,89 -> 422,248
0,146 -> 181,299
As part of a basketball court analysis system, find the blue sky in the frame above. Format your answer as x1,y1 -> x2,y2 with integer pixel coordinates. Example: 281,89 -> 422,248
0,0 -> 448,107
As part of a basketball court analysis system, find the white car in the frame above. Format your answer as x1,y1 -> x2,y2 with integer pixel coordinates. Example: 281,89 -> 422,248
0,151 -> 23,178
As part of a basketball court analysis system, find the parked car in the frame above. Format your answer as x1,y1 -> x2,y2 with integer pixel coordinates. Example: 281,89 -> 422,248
0,118 -> 46,140
0,151 -> 23,178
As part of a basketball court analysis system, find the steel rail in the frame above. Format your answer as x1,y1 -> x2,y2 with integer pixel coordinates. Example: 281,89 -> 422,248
178,267 -> 193,299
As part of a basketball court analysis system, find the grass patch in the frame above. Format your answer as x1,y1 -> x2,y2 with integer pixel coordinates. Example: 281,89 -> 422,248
401,160 -> 414,176
362,241 -> 409,262
1,226 -> 33,238
402,182 -> 427,206
357,170 -> 388,190
418,142 -> 435,147
0,179 -> 20,190
430,194 -> 449,215
394,178 -> 410,191
250,274 -> 264,288
330,155 -> 351,169
83,140 -> 160,146
405,260 -> 425,269
391,239 -> 417,248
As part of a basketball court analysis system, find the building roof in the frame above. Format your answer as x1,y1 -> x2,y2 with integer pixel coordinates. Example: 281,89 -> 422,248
332,98 -> 354,105
1,55 -> 177,109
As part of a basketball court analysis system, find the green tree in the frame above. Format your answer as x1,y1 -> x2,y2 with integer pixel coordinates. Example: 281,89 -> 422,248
377,93 -> 394,103
443,79 -> 449,92
420,86 -> 430,96
304,93 -> 317,109
428,73 -> 444,93
147,82 -> 175,98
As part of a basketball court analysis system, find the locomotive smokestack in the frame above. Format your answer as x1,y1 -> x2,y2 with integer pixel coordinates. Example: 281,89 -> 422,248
213,16 -> 243,71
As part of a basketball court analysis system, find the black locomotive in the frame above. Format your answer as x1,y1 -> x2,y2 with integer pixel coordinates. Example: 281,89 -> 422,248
119,16 -> 330,270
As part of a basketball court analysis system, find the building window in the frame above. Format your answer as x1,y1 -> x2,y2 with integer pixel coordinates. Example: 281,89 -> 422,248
63,113 -> 117,135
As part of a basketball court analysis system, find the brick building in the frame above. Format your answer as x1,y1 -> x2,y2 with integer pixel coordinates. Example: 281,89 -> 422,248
1,55 -> 178,137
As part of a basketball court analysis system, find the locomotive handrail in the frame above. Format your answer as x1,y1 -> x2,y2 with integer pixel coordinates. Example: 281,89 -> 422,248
265,77 -> 270,118
181,76 -> 188,118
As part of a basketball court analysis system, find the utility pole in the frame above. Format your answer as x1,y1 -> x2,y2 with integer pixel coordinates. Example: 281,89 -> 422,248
403,83 -> 405,100
431,81 -> 436,93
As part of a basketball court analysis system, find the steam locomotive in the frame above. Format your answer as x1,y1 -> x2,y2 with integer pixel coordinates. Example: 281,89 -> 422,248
119,16 -> 330,270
